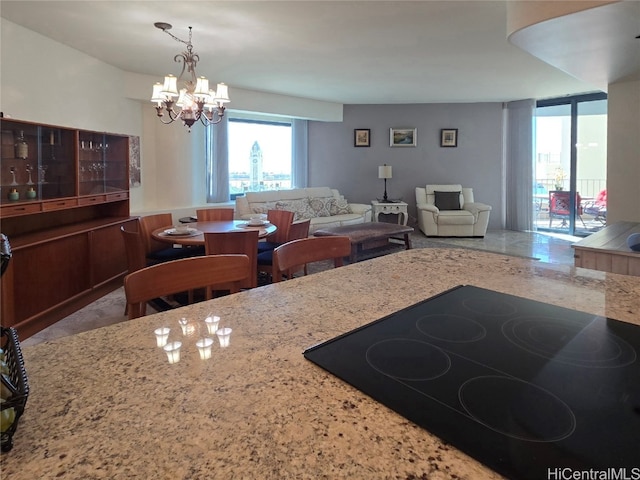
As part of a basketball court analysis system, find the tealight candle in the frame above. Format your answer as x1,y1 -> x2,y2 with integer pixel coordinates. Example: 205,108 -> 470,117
195,337 -> 214,360
154,327 -> 170,347
163,341 -> 182,364
216,327 -> 232,348
204,315 -> 221,335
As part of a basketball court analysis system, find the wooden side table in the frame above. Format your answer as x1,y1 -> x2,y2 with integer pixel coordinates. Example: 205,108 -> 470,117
371,200 -> 409,225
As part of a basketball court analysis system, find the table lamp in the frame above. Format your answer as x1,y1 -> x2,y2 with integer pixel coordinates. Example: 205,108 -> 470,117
378,164 -> 392,202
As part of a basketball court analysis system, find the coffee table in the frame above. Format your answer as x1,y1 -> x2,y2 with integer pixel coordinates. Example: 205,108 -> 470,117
314,222 -> 413,262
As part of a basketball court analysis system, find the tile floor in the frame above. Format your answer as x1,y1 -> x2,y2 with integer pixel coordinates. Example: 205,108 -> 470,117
20,229 -> 579,347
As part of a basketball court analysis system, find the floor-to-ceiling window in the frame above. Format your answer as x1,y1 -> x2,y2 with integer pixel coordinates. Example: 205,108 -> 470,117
534,93 -> 607,236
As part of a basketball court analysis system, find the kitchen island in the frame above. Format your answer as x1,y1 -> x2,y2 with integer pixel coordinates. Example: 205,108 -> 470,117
2,248 -> 639,479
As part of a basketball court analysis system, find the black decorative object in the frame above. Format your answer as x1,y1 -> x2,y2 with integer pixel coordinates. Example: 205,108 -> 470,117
1,327 -> 29,452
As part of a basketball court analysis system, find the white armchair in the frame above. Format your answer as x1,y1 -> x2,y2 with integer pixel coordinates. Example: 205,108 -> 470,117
415,184 -> 491,237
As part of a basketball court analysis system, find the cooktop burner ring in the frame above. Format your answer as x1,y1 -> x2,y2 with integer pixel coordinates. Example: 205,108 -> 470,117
502,316 -> 637,368
365,338 -> 452,381
458,375 -> 577,442
462,296 -> 517,316
416,314 -> 486,343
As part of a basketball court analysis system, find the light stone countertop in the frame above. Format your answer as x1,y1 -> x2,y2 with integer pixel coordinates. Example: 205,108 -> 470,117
2,248 -> 639,479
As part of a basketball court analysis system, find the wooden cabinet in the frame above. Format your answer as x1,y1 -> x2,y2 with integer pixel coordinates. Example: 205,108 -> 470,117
0,118 -> 134,339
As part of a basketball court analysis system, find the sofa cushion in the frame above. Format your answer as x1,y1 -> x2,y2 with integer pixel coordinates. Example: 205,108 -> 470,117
434,191 -> 462,210
330,198 -> 351,215
436,210 -> 475,225
308,197 -> 333,217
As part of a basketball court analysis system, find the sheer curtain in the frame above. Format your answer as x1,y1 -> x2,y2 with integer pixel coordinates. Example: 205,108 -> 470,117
291,119 -> 308,188
504,99 -> 535,231
205,116 -> 229,203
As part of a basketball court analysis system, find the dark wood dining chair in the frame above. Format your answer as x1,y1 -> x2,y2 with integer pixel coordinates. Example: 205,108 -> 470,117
271,236 -> 351,283
257,209 -> 295,253
196,208 -> 235,221
123,254 -> 251,319
204,230 -> 259,289
257,219 -> 311,280
139,213 -> 202,262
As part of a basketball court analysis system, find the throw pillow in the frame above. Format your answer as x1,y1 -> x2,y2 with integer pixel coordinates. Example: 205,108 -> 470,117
250,201 -> 277,215
434,191 -> 462,210
276,198 -> 315,220
308,197 -> 333,217
330,198 -> 351,215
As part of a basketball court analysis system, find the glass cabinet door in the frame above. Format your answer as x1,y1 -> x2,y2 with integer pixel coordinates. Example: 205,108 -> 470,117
0,120 -> 75,204
79,132 -> 128,195
40,127 -> 76,200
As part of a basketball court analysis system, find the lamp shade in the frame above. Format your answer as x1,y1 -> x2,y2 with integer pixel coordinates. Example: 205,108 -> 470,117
378,165 -> 392,179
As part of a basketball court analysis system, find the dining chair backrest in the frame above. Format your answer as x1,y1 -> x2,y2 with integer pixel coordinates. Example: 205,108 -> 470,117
266,209 -> 294,244
196,208 -> 235,222
124,254 -> 251,319
272,236 -> 351,283
288,219 -> 311,241
204,230 -> 259,289
139,213 -> 175,255
120,223 -> 147,273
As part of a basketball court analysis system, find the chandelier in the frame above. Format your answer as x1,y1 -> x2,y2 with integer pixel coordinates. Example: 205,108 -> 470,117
150,22 -> 230,131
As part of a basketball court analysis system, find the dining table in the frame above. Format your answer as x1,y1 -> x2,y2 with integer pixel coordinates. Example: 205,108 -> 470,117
2,248 -> 639,479
151,220 -> 277,246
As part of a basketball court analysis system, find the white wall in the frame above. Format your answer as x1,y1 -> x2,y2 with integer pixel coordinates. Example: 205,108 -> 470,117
1,19 -> 141,137
607,78 -> 640,224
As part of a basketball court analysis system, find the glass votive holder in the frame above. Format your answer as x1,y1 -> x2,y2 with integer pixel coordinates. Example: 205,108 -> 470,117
216,327 -> 232,348
204,315 -> 220,335
195,337 -> 214,360
154,327 -> 170,347
178,317 -> 189,335
163,341 -> 182,364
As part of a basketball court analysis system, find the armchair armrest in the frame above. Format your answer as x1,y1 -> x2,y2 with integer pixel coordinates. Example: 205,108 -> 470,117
464,202 -> 492,215
417,203 -> 439,214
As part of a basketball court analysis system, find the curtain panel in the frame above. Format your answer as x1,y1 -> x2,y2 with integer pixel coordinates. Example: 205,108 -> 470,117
206,116 -> 230,203
504,99 -> 535,232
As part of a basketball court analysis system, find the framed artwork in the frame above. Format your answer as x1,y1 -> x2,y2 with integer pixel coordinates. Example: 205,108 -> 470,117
129,135 -> 141,187
354,128 -> 371,147
389,128 -> 417,147
440,128 -> 458,147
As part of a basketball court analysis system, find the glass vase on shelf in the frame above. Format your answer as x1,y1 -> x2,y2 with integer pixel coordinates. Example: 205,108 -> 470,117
15,130 -> 28,160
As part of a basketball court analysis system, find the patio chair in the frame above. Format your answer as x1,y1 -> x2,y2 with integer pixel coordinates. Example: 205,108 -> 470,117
548,191 -> 586,228
582,189 -> 607,225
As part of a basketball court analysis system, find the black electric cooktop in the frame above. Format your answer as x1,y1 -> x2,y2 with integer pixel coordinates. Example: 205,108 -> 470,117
303,285 -> 640,480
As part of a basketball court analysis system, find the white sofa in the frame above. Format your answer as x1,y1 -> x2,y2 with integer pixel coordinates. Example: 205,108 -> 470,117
235,187 -> 372,234
415,184 -> 491,237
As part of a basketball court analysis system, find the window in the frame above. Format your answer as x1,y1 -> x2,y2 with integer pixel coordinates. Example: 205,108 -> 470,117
534,92 -> 607,235
228,119 -> 292,198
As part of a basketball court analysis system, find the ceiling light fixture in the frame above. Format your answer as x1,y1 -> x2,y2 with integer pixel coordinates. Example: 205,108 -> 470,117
150,22 -> 230,131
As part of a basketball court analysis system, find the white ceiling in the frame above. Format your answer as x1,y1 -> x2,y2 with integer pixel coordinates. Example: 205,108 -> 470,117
2,1 -> 638,105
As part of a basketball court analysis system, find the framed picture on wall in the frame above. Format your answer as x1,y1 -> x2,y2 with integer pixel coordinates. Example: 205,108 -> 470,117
354,129 -> 371,147
390,128 -> 417,147
440,128 -> 458,147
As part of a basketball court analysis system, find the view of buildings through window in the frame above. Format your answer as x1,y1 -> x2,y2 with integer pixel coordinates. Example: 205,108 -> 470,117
228,119 -> 292,197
